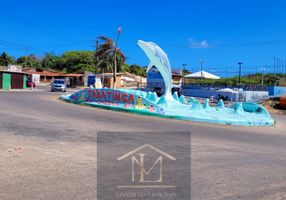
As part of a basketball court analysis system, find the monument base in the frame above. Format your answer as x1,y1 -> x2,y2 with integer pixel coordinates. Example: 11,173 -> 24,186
60,88 -> 275,126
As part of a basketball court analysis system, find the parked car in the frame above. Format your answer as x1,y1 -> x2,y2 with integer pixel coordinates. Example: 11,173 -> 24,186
51,79 -> 67,92
26,80 -> 36,88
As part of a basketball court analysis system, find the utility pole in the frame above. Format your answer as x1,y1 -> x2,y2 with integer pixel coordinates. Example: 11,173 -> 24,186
273,56 -> 276,74
200,59 -> 204,84
182,63 -> 187,86
284,60 -> 286,86
238,62 -> 243,85
95,40 -> 103,87
25,47 -> 28,68
113,26 -> 122,89
261,66 -> 265,86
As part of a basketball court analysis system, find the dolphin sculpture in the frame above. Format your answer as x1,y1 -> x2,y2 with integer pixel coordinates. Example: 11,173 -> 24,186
62,40 -> 275,126
137,40 -> 174,101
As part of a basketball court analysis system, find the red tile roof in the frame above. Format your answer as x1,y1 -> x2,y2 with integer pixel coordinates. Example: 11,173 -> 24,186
31,71 -> 84,77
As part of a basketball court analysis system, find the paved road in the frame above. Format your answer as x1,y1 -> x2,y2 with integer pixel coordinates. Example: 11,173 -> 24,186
0,89 -> 286,200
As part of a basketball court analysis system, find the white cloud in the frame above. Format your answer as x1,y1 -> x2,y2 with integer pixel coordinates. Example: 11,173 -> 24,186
188,38 -> 210,48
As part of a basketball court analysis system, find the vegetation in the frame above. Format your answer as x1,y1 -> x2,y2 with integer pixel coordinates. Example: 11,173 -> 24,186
0,43 -> 146,76
0,52 -> 15,66
126,64 -> 146,76
16,54 -> 41,69
186,73 -> 286,86
94,36 -> 126,74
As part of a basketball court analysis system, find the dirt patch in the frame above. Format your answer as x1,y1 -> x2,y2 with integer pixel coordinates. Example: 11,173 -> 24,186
261,99 -> 286,114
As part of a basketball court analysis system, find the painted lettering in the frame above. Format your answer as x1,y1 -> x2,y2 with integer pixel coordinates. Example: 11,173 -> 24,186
96,90 -> 101,98
102,90 -> 106,100
115,92 -> 121,101
107,91 -> 113,101
129,94 -> 135,104
122,93 -> 128,103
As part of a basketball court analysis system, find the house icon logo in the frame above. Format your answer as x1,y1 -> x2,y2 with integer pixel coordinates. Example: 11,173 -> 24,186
117,144 -> 176,189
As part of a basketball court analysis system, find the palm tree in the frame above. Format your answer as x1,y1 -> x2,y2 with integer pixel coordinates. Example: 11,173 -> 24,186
94,36 -> 126,88
0,52 -> 14,66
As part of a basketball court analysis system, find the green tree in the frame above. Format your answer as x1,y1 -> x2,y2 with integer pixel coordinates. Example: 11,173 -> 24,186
16,54 -> 41,68
42,53 -> 57,70
59,51 -> 95,73
15,51 -> 95,72
0,52 -> 15,66
128,64 -> 146,77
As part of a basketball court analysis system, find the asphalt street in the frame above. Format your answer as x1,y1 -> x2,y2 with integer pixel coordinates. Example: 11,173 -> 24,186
0,88 -> 286,200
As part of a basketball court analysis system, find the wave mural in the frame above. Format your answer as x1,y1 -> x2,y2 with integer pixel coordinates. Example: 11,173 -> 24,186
61,88 -> 274,126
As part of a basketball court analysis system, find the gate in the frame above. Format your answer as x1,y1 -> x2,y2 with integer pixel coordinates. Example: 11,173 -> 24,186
11,73 -> 23,89
0,73 -> 2,89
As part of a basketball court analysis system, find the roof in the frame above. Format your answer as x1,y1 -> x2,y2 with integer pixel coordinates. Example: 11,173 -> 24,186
32,71 -> 62,76
31,71 -> 84,77
172,73 -> 182,77
96,72 -> 124,77
0,70 -> 29,75
64,73 -> 84,77
184,70 -> 220,79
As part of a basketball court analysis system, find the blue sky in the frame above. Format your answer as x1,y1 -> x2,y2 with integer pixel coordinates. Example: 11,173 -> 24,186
1,0 -> 286,75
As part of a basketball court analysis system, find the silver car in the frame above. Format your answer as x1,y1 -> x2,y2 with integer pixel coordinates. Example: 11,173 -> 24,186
51,79 -> 67,92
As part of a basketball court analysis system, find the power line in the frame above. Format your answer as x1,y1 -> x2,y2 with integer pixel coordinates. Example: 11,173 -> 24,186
0,14 -> 73,42
0,39 -> 27,48
41,40 -> 92,48
0,39 -> 46,53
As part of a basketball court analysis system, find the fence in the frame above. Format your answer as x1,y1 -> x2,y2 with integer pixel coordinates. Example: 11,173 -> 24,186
182,83 -> 268,91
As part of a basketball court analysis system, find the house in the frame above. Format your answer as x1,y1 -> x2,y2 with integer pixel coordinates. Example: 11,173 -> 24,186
0,65 -> 28,90
147,67 -> 183,90
22,68 -> 85,87
95,72 -> 146,88
0,71 -> 28,90
64,73 -> 84,87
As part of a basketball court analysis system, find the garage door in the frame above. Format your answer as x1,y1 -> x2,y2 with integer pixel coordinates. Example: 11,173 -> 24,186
0,73 -> 2,89
11,73 -> 23,89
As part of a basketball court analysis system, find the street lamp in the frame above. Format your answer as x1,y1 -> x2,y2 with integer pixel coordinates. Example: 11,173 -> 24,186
238,62 -> 243,85
182,63 -> 187,85
261,66 -> 266,86
113,26 -> 122,89
200,59 -> 205,84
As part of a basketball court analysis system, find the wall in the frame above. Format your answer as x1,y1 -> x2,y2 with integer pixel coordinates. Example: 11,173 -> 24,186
0,73 -> 2,89
268,86 -> 286,97
182,88 -> 269,102
182,89 -> 217,98
32,74 -> 40,84
241,91 -> 269,102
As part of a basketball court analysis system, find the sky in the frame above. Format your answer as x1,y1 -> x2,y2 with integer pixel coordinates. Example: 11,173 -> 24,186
1,0 -> 286,76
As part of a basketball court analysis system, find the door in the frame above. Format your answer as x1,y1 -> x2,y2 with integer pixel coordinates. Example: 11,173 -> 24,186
2,73 -> 11,90
0,73 -> 2,89
11,73 -> 23,89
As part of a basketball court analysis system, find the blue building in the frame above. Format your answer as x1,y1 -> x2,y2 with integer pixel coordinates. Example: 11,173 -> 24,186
146,67 -> 182,91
